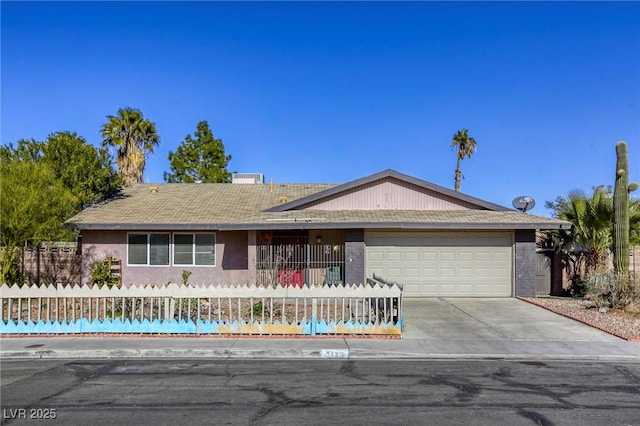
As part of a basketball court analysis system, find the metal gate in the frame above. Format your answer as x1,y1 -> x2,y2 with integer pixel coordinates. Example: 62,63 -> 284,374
256,233 -> 345,287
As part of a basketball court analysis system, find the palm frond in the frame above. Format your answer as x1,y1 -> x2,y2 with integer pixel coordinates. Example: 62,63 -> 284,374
100,107 -> 159,185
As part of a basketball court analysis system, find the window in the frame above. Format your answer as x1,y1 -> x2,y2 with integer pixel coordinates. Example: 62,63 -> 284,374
128,234 -> 148,265
173,234 -> 193,265
173,233 -> 216,266
128,233 -> 170,266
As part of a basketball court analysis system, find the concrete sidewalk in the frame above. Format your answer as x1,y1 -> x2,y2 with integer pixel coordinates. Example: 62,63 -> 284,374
2,298 -> 639,361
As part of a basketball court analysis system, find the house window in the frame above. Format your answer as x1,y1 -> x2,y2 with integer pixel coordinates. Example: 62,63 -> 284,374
128,233 -> 170,266
173,233 -> 216,266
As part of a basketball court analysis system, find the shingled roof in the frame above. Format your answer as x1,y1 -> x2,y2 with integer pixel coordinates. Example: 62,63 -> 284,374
67,182 -> 335,230
66,170 -> 570,231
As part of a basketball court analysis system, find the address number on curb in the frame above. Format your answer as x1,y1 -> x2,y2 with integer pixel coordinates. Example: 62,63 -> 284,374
320,349 -> 349,359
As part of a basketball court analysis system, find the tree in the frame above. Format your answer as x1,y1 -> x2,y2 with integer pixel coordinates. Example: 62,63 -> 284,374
101,107 -> 160,186
451,129 -> 477,192
0,159 -> 77,283
547,188 -> 613,273
0,138 -> 44,163
0,134 -> 121,284
545,186 -> 640,291
164,120 -> 232,183
2,134 -> 121,211
43,132 -> 121,209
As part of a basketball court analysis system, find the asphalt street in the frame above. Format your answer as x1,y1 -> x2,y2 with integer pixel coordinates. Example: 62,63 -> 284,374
2,359 -> 639,425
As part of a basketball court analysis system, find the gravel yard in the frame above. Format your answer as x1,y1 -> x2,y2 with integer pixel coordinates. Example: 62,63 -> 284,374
521,297 -> 640,341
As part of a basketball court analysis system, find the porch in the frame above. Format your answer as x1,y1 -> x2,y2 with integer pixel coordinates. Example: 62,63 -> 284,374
255,230 -> 346,287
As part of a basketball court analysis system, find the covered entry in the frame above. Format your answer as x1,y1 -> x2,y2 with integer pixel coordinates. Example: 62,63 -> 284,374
365,231 -> 513,297
255,231 -> 345,287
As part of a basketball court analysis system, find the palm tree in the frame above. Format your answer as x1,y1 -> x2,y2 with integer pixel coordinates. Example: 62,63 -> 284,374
451,129 -> 477,191
101,107 -> 159,186
551,187 -> 614,276
546,187 -> 640,293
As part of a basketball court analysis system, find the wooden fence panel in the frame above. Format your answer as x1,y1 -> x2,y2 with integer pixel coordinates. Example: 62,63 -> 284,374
0,282 -> 403,336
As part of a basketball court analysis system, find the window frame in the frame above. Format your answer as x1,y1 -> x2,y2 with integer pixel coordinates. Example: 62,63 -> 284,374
127,232 -> 216,267
126,233 -> 171,267
172,233 -> 216,267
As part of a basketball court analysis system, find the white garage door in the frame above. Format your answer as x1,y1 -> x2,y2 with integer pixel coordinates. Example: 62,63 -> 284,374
365,231 -> 513,297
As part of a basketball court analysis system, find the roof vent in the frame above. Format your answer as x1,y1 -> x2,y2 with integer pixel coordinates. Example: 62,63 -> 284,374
232,173 -> 264,184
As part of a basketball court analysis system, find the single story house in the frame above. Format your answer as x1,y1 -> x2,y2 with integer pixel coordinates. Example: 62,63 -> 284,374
66,169 -> 570,297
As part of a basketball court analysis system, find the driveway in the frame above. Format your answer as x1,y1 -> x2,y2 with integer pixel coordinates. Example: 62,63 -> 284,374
401,298 -> 622,341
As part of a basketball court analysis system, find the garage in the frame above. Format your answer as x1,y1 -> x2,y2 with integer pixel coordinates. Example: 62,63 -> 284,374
365,231 -> 513,297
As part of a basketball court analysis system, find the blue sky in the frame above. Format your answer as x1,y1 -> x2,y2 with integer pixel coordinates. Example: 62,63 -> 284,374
2,1 -> 639,216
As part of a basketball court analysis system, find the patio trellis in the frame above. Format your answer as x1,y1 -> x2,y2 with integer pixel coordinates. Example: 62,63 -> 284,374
0,281 -> 403,336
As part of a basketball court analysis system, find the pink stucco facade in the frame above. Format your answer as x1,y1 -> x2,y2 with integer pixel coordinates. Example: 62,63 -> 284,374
81,230 -> 250,286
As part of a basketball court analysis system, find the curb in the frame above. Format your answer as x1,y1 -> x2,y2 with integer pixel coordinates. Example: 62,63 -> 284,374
2,349 -> 639,361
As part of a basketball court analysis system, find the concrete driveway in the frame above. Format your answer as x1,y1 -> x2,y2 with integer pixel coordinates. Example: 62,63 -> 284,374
401,298 -> 622,341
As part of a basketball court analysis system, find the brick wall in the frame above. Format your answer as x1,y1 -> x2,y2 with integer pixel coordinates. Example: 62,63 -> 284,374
345,229 -> 365,285
515,229 -> 537,297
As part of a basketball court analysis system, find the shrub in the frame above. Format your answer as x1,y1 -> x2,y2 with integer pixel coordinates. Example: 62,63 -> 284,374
252,300 -> 269,317
569,275 -> 588,298
90,258 -> 119,288
585,270 -> 639,309
181,269 -> 192,286
2,260 -> 24,287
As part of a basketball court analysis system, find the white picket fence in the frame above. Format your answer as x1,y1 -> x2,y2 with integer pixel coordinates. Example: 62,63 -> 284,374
0,281 -> 403,336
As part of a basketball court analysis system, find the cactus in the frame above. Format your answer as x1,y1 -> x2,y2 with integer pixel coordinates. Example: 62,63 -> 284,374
613,141 -> 638,275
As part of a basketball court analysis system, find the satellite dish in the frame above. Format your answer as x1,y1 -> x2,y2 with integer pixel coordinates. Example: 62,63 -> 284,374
512,196 -> 535,213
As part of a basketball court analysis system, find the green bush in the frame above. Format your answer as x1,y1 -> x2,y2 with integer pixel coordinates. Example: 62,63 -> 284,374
90,258 -> 119,288
252,301 -> 268,317
3,260 -> 24,287
181,269 -> 192,286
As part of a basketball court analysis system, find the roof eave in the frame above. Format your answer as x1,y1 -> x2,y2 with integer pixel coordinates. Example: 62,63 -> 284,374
69,223 -> 223,231
219,221 -> 569,231
70,219 -> 569,232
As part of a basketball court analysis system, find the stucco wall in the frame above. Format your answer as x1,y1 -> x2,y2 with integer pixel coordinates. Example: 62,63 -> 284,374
80,230 -> 125,285
81,230 -> 249,286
